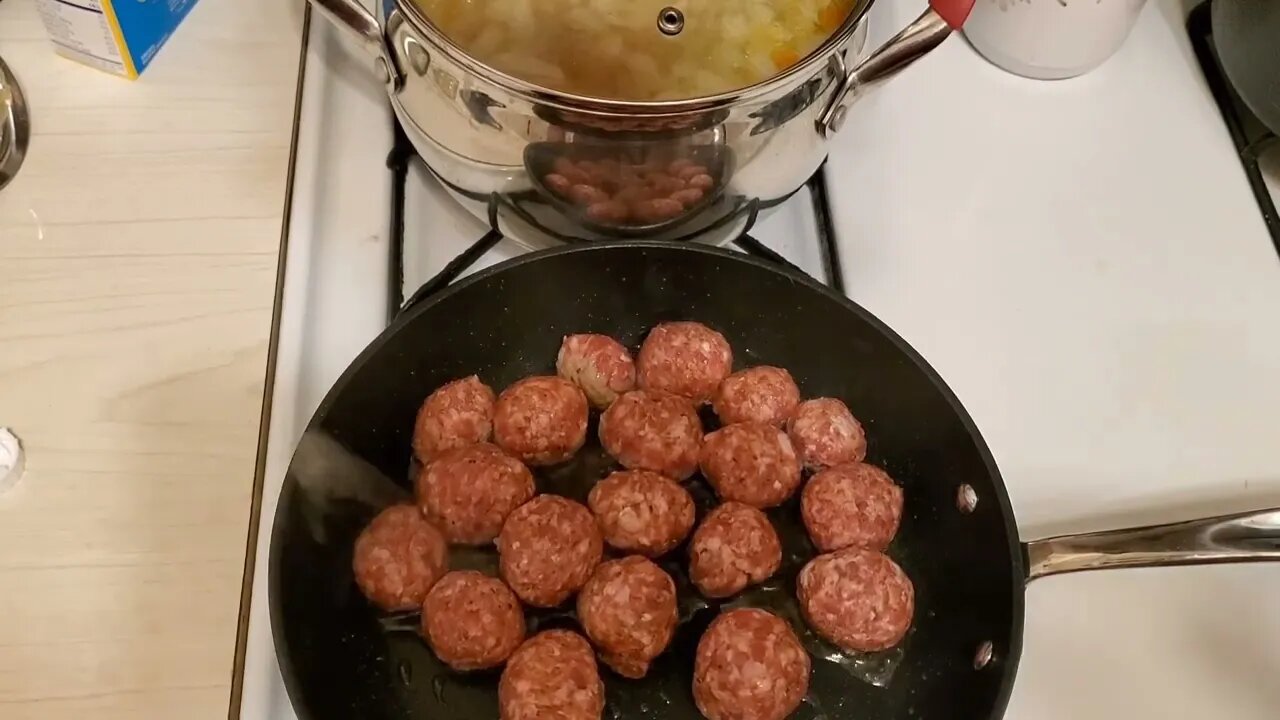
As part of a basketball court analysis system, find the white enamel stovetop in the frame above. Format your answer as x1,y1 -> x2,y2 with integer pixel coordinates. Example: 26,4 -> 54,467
237,1 -> 1280,718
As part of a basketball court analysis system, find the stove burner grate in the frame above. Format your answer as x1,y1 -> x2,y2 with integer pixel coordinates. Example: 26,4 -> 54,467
1188,2 -> 1280,258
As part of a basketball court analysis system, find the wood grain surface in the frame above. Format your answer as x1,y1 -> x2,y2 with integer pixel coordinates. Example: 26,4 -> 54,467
0,0 -> 303,717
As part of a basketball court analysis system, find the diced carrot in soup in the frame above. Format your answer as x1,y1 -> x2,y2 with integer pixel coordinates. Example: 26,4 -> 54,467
771,47 -> 801,70
818,3 -> 846,31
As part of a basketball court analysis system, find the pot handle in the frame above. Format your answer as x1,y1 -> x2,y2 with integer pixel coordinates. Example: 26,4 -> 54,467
1024,508 -> 1280,582
817,0 -> 974,137
308,0 -> 402,89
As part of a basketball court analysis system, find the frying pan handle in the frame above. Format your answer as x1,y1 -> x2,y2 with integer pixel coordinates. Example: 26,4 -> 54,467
1024,508 -> 1280,582
817,0 -> 975,137
307,0 -> 403,90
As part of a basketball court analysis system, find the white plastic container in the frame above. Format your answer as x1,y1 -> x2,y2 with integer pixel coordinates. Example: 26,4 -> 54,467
964,0 -> 1149,80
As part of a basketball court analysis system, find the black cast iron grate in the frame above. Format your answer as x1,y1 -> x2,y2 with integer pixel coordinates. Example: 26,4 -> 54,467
384,124 -> 846,320
1187,1 -> 1280,258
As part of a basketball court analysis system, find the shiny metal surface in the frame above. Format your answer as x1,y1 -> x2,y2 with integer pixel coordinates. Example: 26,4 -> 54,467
307,0 -> 965,242
657,7 -> 685,36
310,0 -> 381,49
1025,508 -> 1280,581
819,8 -> 952,135
0,54 -> 30,192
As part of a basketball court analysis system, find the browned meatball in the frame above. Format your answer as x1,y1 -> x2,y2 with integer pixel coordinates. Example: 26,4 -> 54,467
422,571 -> 526,671
494,376 -> 589,466
688,502 -> 782,599
786,397 -> 867,470
598,389 -> 703,480
413,375 -> 496,462
498,495 -> 603,607
499,630 -> 605,720
577,556 -> 678,678
699,422 -> 802,509
557,334 -> 637,408
712,366 -> 801,427
416,443 -> 535,545
798,547 -> 914,652
636,321 -> 733,405
801,462 -> 903,552
693,608 -> 810,720
587,470 -> 695,557
351,504 -> 448,611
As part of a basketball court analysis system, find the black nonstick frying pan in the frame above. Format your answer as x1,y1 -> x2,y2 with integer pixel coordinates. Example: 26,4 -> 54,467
269,241 -> 1280,720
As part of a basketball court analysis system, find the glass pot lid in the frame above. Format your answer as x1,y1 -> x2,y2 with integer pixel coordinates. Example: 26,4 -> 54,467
410,0 -> 859,101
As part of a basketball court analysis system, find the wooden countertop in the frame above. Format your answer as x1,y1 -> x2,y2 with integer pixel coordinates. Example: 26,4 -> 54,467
0,1 -> 302,717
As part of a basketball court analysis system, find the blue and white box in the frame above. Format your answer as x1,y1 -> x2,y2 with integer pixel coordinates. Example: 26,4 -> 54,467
35,0 -> 202,79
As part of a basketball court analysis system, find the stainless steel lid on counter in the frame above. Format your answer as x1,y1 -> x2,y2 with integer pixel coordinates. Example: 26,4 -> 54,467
0,54 -> 30,191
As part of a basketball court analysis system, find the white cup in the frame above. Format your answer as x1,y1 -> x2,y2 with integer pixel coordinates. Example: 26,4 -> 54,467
964,0 -> 1150,79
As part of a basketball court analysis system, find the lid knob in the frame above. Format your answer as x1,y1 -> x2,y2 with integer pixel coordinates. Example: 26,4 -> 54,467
657,7 -> 685,36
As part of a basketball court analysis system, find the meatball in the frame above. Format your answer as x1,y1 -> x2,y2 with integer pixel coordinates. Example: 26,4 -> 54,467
688,502 -> 782,599
556,334 -> 637,408
498,495 -> 603,607
413,375 -> 496,462
587,470 -> 695,557
500,630 -> 605,720
577,556 -> 678,678
416,443 -> 535,545
422,571 -> 526,671
712,366 -> 800,427
786,397 -> 867,471
693,608 -> 810,720
699,423 -> 801,509
636,321 -> 733,404
801,462 -> 903,552
598,389 -> 703,480
351,504 -> 448,611
798,547 -> 914,652
494,376 -> 589,466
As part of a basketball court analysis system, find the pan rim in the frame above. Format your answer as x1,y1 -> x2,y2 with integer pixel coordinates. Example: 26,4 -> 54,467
267,239 -> 1026,720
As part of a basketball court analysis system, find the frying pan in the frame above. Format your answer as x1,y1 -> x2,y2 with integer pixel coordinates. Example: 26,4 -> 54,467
269,241 -> 1280,720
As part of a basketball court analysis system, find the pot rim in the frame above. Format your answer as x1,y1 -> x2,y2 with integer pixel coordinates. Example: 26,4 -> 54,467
390,0 -> 874,116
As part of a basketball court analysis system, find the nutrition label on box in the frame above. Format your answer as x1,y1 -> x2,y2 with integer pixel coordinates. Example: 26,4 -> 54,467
35,0 -> 132,77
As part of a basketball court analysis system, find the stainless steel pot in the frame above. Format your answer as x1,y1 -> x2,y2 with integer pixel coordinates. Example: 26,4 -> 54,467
312,0 -> 975,245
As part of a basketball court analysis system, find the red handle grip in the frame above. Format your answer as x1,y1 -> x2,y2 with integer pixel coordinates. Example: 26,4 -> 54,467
930,0 -> 975,29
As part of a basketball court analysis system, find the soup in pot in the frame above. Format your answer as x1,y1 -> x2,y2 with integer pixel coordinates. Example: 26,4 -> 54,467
413,0 -> 856,100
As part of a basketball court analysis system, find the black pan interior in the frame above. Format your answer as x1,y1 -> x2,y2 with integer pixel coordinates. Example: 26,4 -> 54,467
269,242 -> 1024,720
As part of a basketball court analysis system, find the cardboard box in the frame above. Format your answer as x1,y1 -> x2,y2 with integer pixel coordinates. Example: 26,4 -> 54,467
35,0 -> 201,79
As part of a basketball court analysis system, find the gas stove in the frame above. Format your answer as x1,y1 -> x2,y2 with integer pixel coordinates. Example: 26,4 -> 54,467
234,2 -> 1280,719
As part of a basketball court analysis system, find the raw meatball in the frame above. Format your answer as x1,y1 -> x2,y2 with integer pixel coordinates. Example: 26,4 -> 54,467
500,630 -> 605,720
577,556 -> 678,678
636,321 -> 733,404
416,443 -> 535,545
498,495 -> 603,607
494,376 -> 589,466
351,504 -> 448,611
587,470 -> 695,557
798,547 -> 914,652
712,366 -> 800,427
693,608 -> 810,720
557,334 -> 636,408
422,571 -> 526,671
688,502 -> 782,599
413,375 -> 496,462
801,462 -> 903,552
699,423 -> 801,509
786,397 -> 867,470
598,389 -> 703,480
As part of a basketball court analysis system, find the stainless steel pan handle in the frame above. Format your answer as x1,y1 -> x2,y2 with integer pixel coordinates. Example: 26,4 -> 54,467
307,0 -> 403,89
1025,508 -> 1280,581
818,0 -> 974,136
